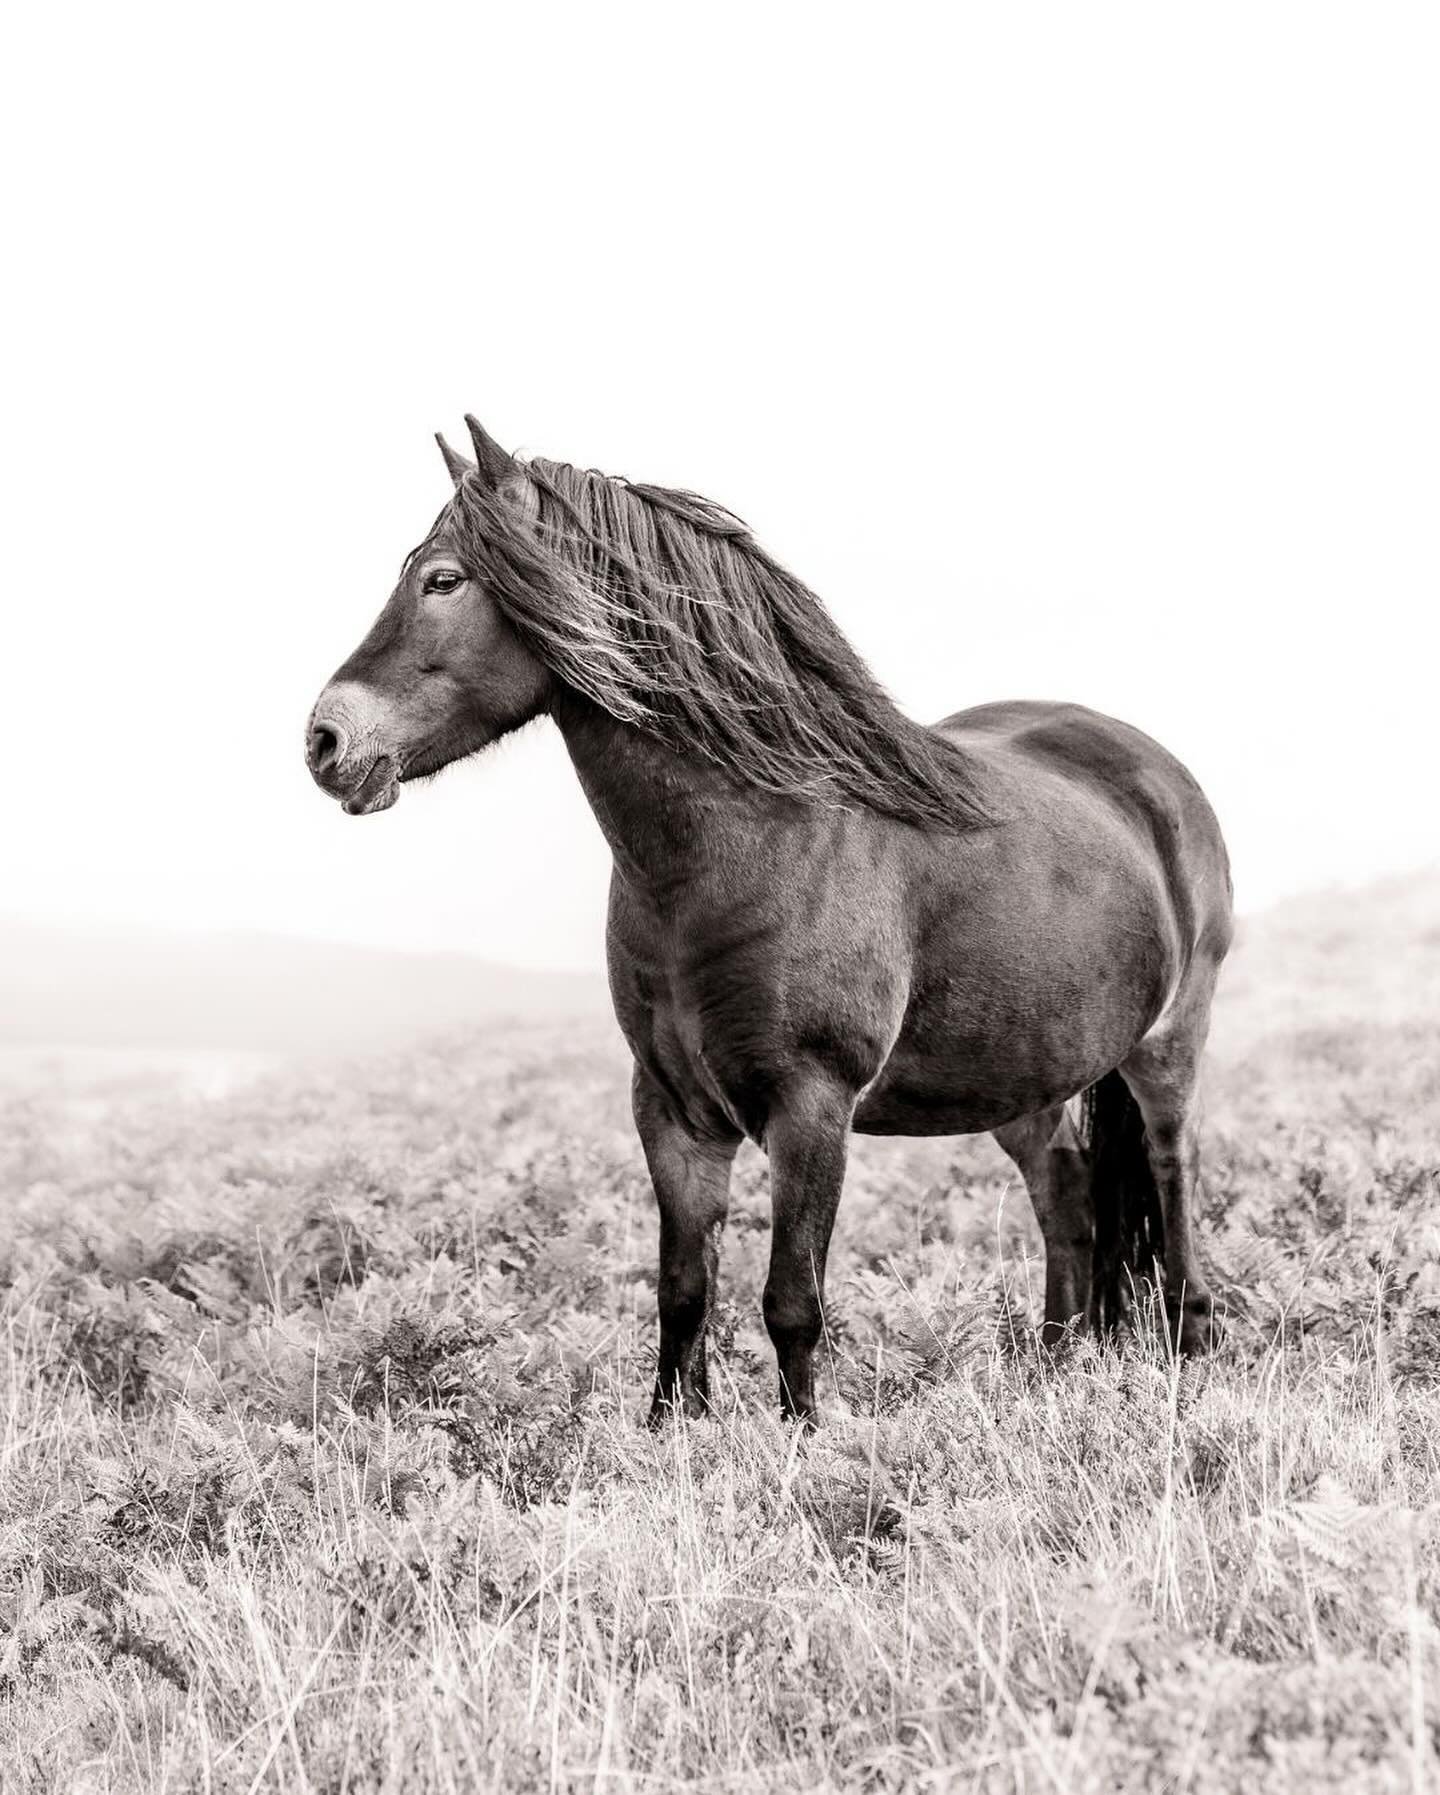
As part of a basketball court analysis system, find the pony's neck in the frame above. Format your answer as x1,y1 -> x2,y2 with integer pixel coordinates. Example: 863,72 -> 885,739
550,691 -> 773,893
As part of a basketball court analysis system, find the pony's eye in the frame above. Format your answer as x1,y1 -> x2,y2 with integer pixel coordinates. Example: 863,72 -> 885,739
424,569 -> 464,595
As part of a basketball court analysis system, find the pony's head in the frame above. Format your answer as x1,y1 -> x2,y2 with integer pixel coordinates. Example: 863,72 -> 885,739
305,416 -> 552,815
308,417 -> 995,830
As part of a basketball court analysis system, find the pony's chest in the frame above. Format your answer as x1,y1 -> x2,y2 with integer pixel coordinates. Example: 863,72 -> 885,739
608,873 -> 910,1138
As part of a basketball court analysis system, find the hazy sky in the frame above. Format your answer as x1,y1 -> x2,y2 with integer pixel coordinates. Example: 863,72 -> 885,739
4,5 -> 1436,970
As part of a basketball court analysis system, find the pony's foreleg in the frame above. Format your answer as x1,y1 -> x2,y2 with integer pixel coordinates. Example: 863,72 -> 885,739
762,1078 -> 854,1425
992,1104 -> 1095,1342
632,1069 -> 739,1424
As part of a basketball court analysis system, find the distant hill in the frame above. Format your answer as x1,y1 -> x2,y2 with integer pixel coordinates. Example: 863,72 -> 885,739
1211,866 -> 1440,1055
3,867 -> 1435,1063
0,919 -> 612,1055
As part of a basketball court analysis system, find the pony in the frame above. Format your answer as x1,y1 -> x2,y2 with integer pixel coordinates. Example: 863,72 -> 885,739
306,416 -> 1233,1424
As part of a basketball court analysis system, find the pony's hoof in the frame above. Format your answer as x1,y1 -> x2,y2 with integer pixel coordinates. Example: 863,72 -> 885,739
646,1388 -> 710,1428
1174,1293 -> 1220,1356
1039,1313 -> 1088,1355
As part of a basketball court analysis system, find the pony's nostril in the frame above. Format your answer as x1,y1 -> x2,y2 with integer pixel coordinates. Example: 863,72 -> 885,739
310,724 -> 341,773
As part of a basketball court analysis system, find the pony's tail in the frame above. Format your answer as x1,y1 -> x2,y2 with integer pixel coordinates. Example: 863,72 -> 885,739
1084,1070 -> 1165,1332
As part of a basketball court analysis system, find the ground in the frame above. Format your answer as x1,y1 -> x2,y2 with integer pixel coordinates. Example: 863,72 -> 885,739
2,875 -> 1439,1792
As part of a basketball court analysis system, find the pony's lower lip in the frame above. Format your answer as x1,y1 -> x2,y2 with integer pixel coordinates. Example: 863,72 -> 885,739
341,756 -> 399,816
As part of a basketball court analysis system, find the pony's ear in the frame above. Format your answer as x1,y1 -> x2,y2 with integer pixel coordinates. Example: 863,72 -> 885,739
464,414 -> 519,491
435,432 -> 475,487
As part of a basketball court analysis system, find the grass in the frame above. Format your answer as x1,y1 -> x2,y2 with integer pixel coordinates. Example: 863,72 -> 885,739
3,875 -> 1439,1791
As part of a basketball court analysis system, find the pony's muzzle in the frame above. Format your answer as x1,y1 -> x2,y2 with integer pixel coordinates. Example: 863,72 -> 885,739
308,720 -> 343,781
306,709 -> 353,797
306,693 -> 401,815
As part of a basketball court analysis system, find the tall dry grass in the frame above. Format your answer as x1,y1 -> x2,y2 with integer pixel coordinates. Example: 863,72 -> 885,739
2,875 -> 1439,1790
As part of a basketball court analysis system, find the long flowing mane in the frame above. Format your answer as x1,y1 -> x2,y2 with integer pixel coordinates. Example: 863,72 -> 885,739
442,458 -> 995,830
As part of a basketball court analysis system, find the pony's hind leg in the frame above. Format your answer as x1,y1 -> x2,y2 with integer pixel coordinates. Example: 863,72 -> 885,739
992,1104 -> 1095,1342
1119,963 -> 1223,1353
632,1067 -> 740,1423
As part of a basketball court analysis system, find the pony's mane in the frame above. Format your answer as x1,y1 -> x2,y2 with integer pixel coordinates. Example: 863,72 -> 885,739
442,458 -> 994,830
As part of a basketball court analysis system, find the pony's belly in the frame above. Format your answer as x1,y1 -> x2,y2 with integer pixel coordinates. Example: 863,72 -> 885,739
853,1066 -> 1075,1136
853,979 -> 1161,1136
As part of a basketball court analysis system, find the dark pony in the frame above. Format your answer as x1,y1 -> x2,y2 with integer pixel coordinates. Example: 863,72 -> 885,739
309,416 -> 1233,1423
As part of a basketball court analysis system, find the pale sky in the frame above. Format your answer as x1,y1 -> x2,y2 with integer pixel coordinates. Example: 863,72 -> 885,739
3,4 -> 1436,971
